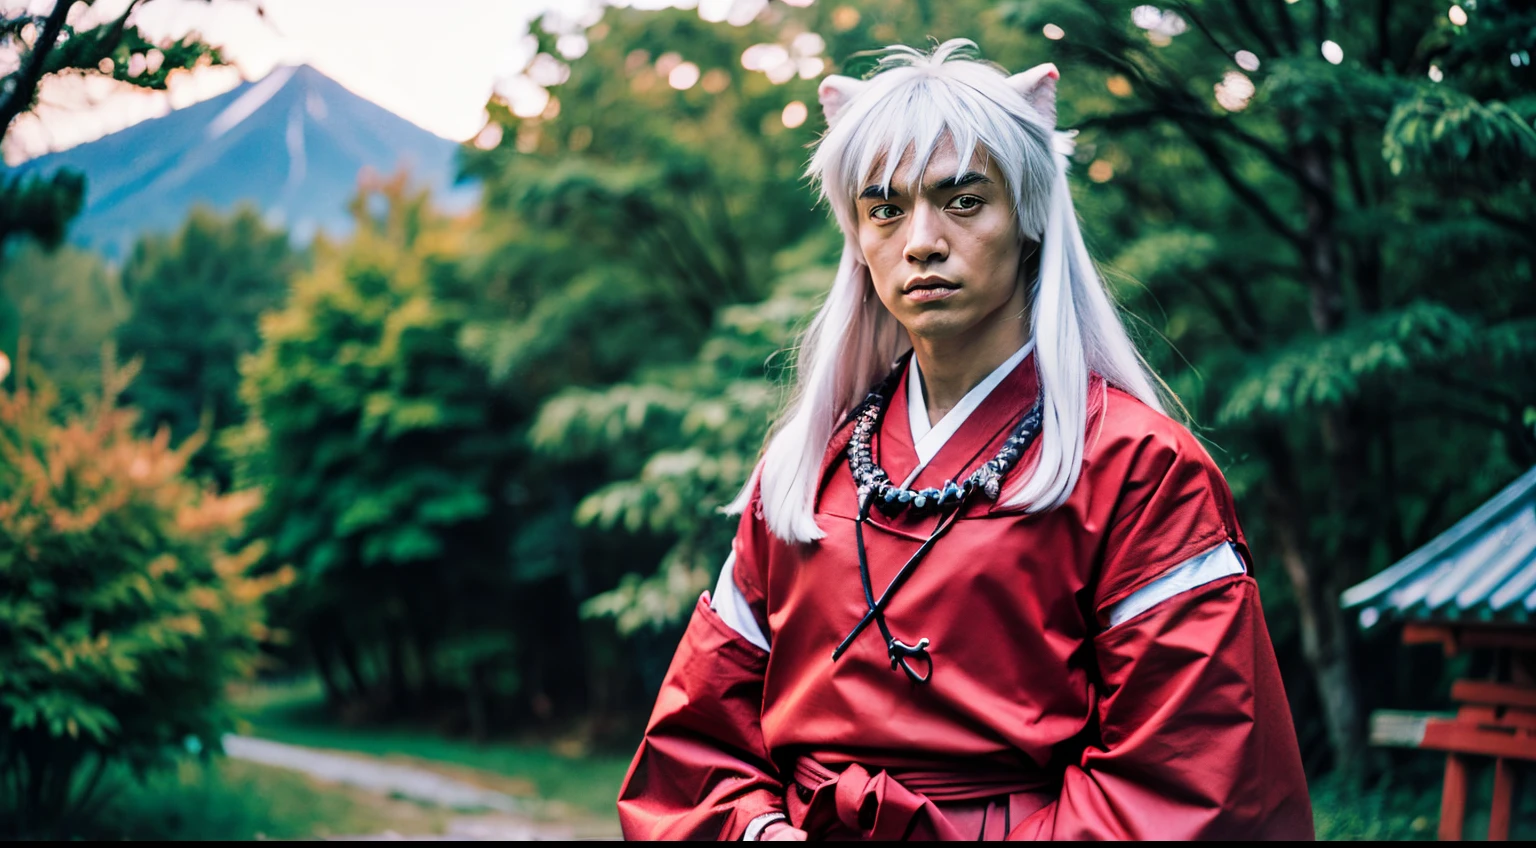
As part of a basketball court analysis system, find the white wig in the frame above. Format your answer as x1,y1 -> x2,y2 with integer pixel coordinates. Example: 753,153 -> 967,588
731,39 -> 1167,544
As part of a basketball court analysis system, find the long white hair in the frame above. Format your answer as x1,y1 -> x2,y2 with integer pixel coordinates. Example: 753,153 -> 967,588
731,39 -> 1167,544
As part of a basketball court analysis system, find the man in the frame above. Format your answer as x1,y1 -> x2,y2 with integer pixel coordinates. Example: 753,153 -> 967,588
617,40 -> 1313,840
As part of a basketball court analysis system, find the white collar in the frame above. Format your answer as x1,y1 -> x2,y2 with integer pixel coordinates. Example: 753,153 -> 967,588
906,340 -> 1035,480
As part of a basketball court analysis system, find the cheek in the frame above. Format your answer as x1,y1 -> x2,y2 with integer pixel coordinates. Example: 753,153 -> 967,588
969,215 -> 1023,273
857,228 -> 900,284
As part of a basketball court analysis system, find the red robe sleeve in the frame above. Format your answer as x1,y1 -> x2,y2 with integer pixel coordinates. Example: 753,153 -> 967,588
616,490 -> 786,840
1014,416 -> 1314,840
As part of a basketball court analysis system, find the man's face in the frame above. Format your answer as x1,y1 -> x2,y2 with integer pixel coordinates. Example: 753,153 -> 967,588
855,136 -> 1027,344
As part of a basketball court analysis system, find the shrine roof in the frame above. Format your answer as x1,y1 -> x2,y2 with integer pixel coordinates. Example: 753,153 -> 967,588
1342,465 -> 1536,631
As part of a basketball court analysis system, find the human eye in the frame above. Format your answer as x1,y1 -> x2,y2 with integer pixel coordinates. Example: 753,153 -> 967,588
869,204 -> 903,221
948,194 -> 984,213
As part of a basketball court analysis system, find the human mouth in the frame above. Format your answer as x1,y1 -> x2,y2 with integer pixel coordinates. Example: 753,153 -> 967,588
903,276 -> 960,302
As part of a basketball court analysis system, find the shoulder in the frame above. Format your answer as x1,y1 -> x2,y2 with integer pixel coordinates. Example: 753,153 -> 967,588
1086,384 -> 1224,489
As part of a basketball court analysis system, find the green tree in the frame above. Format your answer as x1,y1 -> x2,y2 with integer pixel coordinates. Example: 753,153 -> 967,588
533,234 -> 833,635
458,4 -> 829,389
0,239 -> 124,403
233,176 -> 526,730
0,359 -> 280,838
116,205 -> 301,487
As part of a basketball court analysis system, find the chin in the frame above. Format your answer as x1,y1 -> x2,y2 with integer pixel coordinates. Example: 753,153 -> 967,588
899,311 -> 980,343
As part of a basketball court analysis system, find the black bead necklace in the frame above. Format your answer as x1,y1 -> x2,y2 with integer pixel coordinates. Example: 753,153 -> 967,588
831,354 -> 1045,684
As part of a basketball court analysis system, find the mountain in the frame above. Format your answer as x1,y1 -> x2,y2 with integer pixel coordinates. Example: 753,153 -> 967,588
6,64 -> 478,259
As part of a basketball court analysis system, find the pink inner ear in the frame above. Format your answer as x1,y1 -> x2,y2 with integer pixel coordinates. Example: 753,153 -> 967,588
819,95 -> 844,124
1007,64 -> 1060,124
818,76 -> 869,124
1006,65 -> 1058,98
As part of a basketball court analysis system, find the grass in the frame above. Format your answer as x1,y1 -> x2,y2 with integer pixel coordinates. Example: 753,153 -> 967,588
9,674 -> 626,840
1309,770 -> 1440,841
231,676 -> 633,821
43,756 -> 447,840
1310,762 -> 1536,841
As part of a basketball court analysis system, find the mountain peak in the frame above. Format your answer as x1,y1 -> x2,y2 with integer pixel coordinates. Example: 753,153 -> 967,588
7,62 -> 477,258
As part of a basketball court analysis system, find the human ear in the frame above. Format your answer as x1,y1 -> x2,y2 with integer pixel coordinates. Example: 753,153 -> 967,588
818,75 -> 868,127
1006,63 -> 1059,126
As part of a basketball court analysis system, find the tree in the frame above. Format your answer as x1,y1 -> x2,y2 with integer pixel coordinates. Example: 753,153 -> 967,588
534,233 -> 836,636
0,238 -> 124,404
0,357 -> 281,838
115,205 -> 301,487
233,176 -> 526,730
457,4 -> 835,389
1,0 -> 235,255
994,0 -> 1536,770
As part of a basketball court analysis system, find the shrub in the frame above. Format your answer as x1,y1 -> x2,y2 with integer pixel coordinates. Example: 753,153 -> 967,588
0,354 -> 287,837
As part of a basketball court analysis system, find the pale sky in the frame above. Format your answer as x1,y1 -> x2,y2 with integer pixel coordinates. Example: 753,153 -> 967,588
3,0 -> 691,164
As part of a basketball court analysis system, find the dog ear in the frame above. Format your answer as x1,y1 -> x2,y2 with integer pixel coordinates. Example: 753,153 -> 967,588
818,75 -> 868,127
1006,63 -> 1059,126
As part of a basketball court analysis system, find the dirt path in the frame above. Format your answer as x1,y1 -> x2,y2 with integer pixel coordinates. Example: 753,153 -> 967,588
222,735 -> 617,840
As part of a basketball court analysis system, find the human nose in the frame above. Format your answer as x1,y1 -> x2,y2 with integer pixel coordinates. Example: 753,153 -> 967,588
903,203 -> 947,265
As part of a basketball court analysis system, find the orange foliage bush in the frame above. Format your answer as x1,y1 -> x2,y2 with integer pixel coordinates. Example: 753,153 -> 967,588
0,352 -> 289,836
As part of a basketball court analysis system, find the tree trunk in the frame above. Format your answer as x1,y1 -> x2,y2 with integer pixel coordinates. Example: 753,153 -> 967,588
1286,137 -> 1373,771
336,635 -> 369,698
466,662 -> 490,743
1259,420 -> 1368,772
309,633 -> 346,704
409,620 -> 438,700
384,627 -> 409,712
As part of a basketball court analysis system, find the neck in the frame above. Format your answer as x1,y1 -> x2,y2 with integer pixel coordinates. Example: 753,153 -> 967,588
910,296 -> 1031,425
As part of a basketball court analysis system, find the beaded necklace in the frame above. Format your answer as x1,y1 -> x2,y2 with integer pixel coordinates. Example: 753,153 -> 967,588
831,354 -> 1045,684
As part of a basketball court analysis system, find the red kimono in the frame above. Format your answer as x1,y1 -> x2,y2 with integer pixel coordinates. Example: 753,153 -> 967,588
617,354 -> 1313,840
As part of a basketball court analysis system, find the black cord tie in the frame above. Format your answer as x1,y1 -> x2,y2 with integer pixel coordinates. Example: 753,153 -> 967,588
830,489 -> 968,683
830,354 -> 1045,685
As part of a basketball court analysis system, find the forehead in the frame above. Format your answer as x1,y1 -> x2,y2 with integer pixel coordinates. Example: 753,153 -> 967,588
862,134 -> 999,195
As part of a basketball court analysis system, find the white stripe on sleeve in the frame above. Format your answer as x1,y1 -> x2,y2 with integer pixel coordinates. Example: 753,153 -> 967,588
1105,541 -> 1247,628
711,551 -> 771,651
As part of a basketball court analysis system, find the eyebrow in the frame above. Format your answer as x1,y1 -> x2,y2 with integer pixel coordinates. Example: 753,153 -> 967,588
858,170 -> 993,200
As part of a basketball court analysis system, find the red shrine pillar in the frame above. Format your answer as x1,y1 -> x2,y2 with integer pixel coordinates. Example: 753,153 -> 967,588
1390,624 -> 1536,840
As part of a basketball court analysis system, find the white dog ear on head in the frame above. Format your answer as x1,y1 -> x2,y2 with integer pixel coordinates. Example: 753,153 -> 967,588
818,75 -> 868,127
1006,63 -> 1059,126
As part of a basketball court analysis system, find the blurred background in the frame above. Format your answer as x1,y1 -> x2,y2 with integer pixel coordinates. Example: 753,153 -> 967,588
1,0 -> 1533,840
